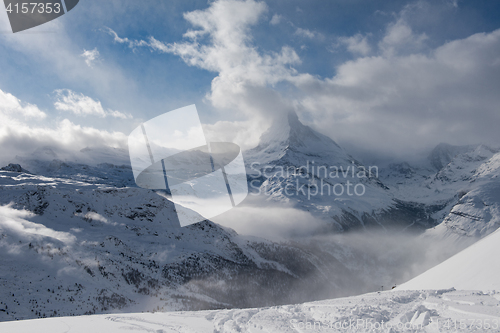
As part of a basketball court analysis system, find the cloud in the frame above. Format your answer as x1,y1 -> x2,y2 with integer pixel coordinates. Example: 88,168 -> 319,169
0,116 -> 128,162
54,89 -> 132,119
0,204 -> 76,244
106,0 -> 306,148
81,48 -> 100,67
212,198 -> 324,241
294,28 -> 321,39
107,0 -> 500,160
338,34 -> 372,56
299,28 -> 500,157
269,14 -> 282,25
0,89 -> 128,166
379,18 -> 428,56
0,88 -> 46,119
0,117 -> 128,166
0,16 -> 137,109
202,119 -> 263,151
76,212 -> 121,226
212,199 -> 467,289
105,27 -> 149,49
107,0 -> 300,90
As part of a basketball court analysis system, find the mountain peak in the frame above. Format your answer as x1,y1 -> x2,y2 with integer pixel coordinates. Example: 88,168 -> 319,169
429,143 -> 474,170
31,146 -> 60,161
429,143 -> 498,171
286,109 -> 300,127
246,110 -> 348,166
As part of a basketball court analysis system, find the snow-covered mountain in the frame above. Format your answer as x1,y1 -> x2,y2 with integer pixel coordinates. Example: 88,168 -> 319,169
429,145 -> 500,236
374,143 -> 500,277
1,112 -> 500,325
0,165 -> 407,322
245,111 -> 447,232
3,220 -> 500,332
381,143 -> 499,215
245,111 -> 349,167
428,143 -> 478,171
412,145 -> 500,268
10,145 -> 136,188
244,112 -> 500,280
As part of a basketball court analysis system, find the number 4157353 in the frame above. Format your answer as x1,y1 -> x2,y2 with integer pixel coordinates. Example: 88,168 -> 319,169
436,318 -> 499,330
5,2 -> 61,14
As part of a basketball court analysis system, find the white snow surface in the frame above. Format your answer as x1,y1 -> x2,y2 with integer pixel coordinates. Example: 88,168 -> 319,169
398,227 -> 500,292
1,288 -> 499,332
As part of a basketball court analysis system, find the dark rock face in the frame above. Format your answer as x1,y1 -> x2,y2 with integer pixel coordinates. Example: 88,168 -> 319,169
1,163 -> 27,173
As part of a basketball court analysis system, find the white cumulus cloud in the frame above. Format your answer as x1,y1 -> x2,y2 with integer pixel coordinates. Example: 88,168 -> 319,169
338,34 -> 372,56
54,89 -> 132,119
0,88 -> 46,119
294,28 -> 318,39
379,18 -> 428,56
81,48 -> 100,67
106,0 -> 307,149
106,0 -> 500,159
269,14 -> 282,25
300,28 -> 500,157
0,89 -> 128,165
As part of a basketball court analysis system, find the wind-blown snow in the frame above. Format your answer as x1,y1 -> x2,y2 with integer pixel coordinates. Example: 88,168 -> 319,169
398,227 -> 500,292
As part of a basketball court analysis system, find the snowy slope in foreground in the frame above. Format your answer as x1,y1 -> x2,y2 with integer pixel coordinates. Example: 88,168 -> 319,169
397,228 -> 500,292
1,289 -> 499,332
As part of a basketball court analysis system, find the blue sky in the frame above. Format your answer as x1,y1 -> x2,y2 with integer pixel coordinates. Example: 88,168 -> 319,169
0,0 -> 500,164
